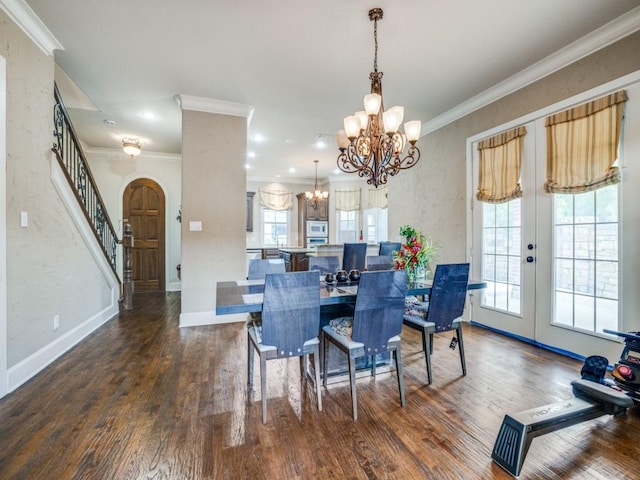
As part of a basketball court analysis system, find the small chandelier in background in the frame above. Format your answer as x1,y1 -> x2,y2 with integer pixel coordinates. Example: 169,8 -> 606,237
122,137 -> 142,157
336,7 -> 421,188
305,160 -> 329,209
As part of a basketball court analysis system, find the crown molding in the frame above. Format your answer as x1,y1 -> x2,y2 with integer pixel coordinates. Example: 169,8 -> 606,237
175,94 -> 254,126
422,6 -> 640,135
0,0 -> 63,56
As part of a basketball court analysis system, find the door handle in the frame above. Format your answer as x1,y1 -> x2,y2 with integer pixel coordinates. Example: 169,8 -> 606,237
526,256 -> 535,263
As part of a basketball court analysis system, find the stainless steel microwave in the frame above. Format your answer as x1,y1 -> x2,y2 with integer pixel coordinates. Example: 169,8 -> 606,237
306,221 -> 328,237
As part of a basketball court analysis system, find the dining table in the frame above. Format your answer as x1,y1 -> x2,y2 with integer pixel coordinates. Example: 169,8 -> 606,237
216,275 -> 487,315
216,274 -> 486,380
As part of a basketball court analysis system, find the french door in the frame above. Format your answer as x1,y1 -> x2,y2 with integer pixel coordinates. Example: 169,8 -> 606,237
468,77 -> 640,362
470,121 -> 537,341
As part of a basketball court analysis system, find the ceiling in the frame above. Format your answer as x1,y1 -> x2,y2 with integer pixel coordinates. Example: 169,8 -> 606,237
19,0 -> 640,183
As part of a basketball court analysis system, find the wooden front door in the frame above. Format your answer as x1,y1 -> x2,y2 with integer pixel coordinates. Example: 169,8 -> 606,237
123,178 -> 165,292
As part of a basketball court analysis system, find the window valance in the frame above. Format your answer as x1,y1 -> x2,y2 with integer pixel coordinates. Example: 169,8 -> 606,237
476,126 -> 527,204
259,189 -> 293,210
335,188 -> 361,211
368,185 -> 388,209
544,90 -> 627,194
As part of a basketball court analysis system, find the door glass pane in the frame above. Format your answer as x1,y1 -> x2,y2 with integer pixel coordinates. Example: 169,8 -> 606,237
481,199 -> 521,315
551,186 -> 619,333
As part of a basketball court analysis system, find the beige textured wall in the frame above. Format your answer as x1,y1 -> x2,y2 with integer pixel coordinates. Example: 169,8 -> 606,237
180,110 -> 246,324
388,31 -> 640,264
1,10 -> 114,368
86,149 -> 182,290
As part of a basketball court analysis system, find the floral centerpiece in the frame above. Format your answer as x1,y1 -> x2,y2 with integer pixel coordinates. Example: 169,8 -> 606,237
393,225 -> 438,282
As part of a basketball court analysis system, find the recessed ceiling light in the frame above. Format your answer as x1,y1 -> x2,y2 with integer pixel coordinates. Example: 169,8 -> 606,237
103,119 -> 116,125
289,167 -> 296,173
252,134 -> 266,143
275,174 -> 281,178
247,151 -> 256,158
334,169 -> 341,175
285,138 -> 298,144
245,164 -> 252,169
142,111 -> 156,120
315,139 -> 327,149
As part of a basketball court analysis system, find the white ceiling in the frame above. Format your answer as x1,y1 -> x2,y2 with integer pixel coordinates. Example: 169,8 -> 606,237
18,0 -> 640,183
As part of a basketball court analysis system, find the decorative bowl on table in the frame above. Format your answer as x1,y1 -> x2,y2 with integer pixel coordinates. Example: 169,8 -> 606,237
349,269 -> 361,282
336,270 -> 348,282
325,273 -> 335,283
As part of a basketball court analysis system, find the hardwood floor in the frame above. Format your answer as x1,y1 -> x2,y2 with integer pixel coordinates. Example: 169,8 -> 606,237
0,292 -> 638,479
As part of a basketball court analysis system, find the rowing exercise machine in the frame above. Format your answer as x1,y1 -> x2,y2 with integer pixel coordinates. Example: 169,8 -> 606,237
491,332 -> 640,477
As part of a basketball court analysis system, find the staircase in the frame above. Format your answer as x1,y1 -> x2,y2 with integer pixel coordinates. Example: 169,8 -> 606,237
51,83 -> 133,309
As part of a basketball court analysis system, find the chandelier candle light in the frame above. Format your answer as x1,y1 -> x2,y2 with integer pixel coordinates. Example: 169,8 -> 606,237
336,7 -> 421,188
305,160 -> 329,209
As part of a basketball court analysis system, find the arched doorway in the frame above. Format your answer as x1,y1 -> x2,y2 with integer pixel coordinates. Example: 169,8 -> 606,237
123,178 -> 166,292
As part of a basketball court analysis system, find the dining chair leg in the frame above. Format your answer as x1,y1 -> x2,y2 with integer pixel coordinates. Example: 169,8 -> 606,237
312,349 -> 322,411
457,325 -> 467,376
247,331 -> 254,391
394,344 -> 406,407
423,328 -> 433,385
322,333 -> 329,387
260,353 -> 267,424
348,354 -> 358,420
370,354 -> 376,377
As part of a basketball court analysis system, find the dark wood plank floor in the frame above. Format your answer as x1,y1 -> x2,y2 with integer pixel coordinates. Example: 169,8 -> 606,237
1,292 -> 638,479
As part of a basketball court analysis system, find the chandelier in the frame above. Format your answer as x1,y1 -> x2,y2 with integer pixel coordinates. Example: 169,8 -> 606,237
336,8 -> 421,188
305,160 -> 329,209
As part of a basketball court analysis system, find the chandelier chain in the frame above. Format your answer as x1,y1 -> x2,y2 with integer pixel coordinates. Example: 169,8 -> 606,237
373,16 -> 378,73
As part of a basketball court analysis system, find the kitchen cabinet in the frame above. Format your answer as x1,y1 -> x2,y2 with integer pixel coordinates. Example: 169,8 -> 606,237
278,249 -> 312,272
296,193 -> 329,246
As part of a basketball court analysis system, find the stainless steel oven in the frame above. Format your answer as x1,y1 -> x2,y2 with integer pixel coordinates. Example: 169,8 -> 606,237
307,237 -> 329,248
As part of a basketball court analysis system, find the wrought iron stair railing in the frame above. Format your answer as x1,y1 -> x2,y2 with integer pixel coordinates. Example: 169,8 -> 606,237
52,83 -> 122,283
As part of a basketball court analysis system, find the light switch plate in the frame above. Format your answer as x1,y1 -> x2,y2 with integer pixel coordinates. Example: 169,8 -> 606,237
20,211 -> 28,227
189,221 -> 202,231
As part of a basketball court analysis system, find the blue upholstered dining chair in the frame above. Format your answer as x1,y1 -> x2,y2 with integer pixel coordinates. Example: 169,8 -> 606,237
402,263 -> 470,384
247,271 -> 322,424
248,258 -> 286,279
322,269 -> 407,420
379,241 -> 401,256
342,243 -> 367,272
366,255 -> 394,271
309,255 -> 340,275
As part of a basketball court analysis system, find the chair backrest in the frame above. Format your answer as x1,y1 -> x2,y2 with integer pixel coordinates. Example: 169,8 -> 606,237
425,263 -> 470,332
342,243 -> 367,272
248,258 -> 285,279
309,255 -> 340,275
367,255 -> 394,271
379,241 -> 401,256
352,270 -> 407,352
261,271 -> 320,354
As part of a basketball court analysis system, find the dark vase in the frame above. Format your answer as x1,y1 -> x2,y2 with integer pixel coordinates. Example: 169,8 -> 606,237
349,269 -> 361,282
336,270 -> 348,282
325,273 -> 335,283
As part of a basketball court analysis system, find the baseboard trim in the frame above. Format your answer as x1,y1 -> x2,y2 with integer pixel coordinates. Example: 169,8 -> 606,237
470,321 -> 585,361
179,310 -> 246,327
7,296 -> 119,393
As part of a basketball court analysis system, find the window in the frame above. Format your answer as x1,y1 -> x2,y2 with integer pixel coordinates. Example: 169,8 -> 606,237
262,209 -> 288,246
337,210 -> 357,243
553,185 -> 619,333
364,208 -> 388,244
482,199 -> 522,314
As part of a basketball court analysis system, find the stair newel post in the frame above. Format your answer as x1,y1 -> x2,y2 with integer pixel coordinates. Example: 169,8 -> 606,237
122,222 -> 134,310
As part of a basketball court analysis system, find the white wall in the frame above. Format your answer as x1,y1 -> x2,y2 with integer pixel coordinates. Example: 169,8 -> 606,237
86,149 -> 182,291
